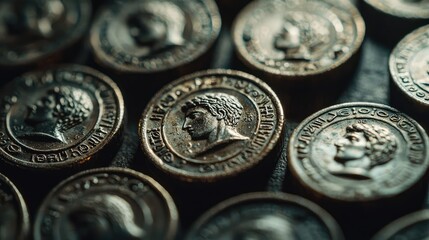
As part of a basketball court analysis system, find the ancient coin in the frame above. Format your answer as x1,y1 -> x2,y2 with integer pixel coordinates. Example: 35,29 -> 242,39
0,173 -> 29,240
0,65 -> 125,170
371,209 -> 429,240
139,69 -> 284,182
365,0 -> 429,19
390,25 -> 429,112
0,0 -> 91,67
232,0 -> 365,80
186,192 -> 344,240
34,167 -> 179,240
288,102 -> 429,201
90,0 -> 221,74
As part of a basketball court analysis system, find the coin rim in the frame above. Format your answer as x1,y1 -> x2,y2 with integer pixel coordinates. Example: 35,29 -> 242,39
89,0 -> 221,74
139,69 -> 285,182
33,167 -> 179,240
390,24 -> 429,107
0,64 -> 125,170
0,0 -> 92,67
231,0 -> 366,79
185,192 -> 344,240
288,102 -> 429,202
371,209 -> 429,240
0,172 -> 30,240
365,0 -> 429,19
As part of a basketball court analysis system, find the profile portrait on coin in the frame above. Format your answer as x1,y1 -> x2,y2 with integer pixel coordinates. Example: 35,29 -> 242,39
216,215 -> 296,240
62,194 -> 146,240
332,123 -> 398,180
23,86 -> 93,144
181,93 -> 249,158
274,14 -> 330,61
126,1 -> 185,57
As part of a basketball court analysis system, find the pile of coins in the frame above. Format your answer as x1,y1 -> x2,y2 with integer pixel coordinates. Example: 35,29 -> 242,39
0,0 -> 429,239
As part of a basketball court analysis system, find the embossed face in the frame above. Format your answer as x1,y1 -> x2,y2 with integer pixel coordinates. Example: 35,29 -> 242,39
221,215 -> 295,240
334,131 -> 367,161
182,107 -> 218,140
66,194 -> 145,240
127,12 -> 168,48
274,20 -> 302,51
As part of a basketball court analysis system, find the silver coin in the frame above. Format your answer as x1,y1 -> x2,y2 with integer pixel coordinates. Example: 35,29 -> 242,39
232,0 -> 365,80
139,69 -> 284,182
34,167 -> 179,240
288,102 -> 429,201
90,0 -> 221,74
186,192 -> 344,240
0,65 -> 125,170
0,173 -> 29,240
371,209 -> 429,240
365,0 -> 429,19
390,24 -> 429,109
0,0 -> 91,67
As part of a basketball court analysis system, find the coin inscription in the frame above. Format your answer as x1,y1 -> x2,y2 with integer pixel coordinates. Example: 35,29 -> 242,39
232,0 -> 365,77
390,25 -> 429,107
186,192 -> 343,240
0,0 -> 91,66
139,70 -> 284,181
288,103 -> 429,201
90,0 -> 221,73
0,65 -> 124,169
34,167 -> 178,240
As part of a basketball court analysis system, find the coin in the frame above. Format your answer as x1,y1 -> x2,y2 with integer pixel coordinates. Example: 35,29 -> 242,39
288,102 -> 429,201
0,0 -> 91,67
371,209 -> 429,240
364,0 -> 429,19
90,0 -> 221,74
139,69 -> 284,182
232,0 -> 365,81
0,173 -> 29,240
34,167 -> 179,240
390,25 -> 429,114
186,192 -> 344,240
0,65 -> 125,170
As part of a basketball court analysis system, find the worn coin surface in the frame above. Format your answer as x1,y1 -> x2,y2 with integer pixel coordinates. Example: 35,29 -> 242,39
390,25 -> 429,110
139,69 -> 284,182
34,167 -> 179,240
288,102 -> 429,201
365,0 -> 429,19
0,173 -> 29,240
186,192 -> 344,240
371,209 -> 429,240
0,65 -> 125,170
90,0 -> 221,74
0,0 -> 91,67
232,0 -> 365,80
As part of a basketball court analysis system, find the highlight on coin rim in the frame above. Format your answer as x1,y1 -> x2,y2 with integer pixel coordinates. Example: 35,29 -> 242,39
139,69 -> 285,182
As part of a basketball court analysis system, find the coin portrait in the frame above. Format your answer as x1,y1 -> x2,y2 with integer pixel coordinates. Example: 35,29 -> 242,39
0,0 -> 91,67
0,65 -> 124,169
390,25 -> 429,108
90,0 -> 221,73
0,173 -> 29,240
289,103 -> 429,201
34,167 -> 179,240
186,192 -> 344,240
232,0 -> 365,79
139,70 -> 284,181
